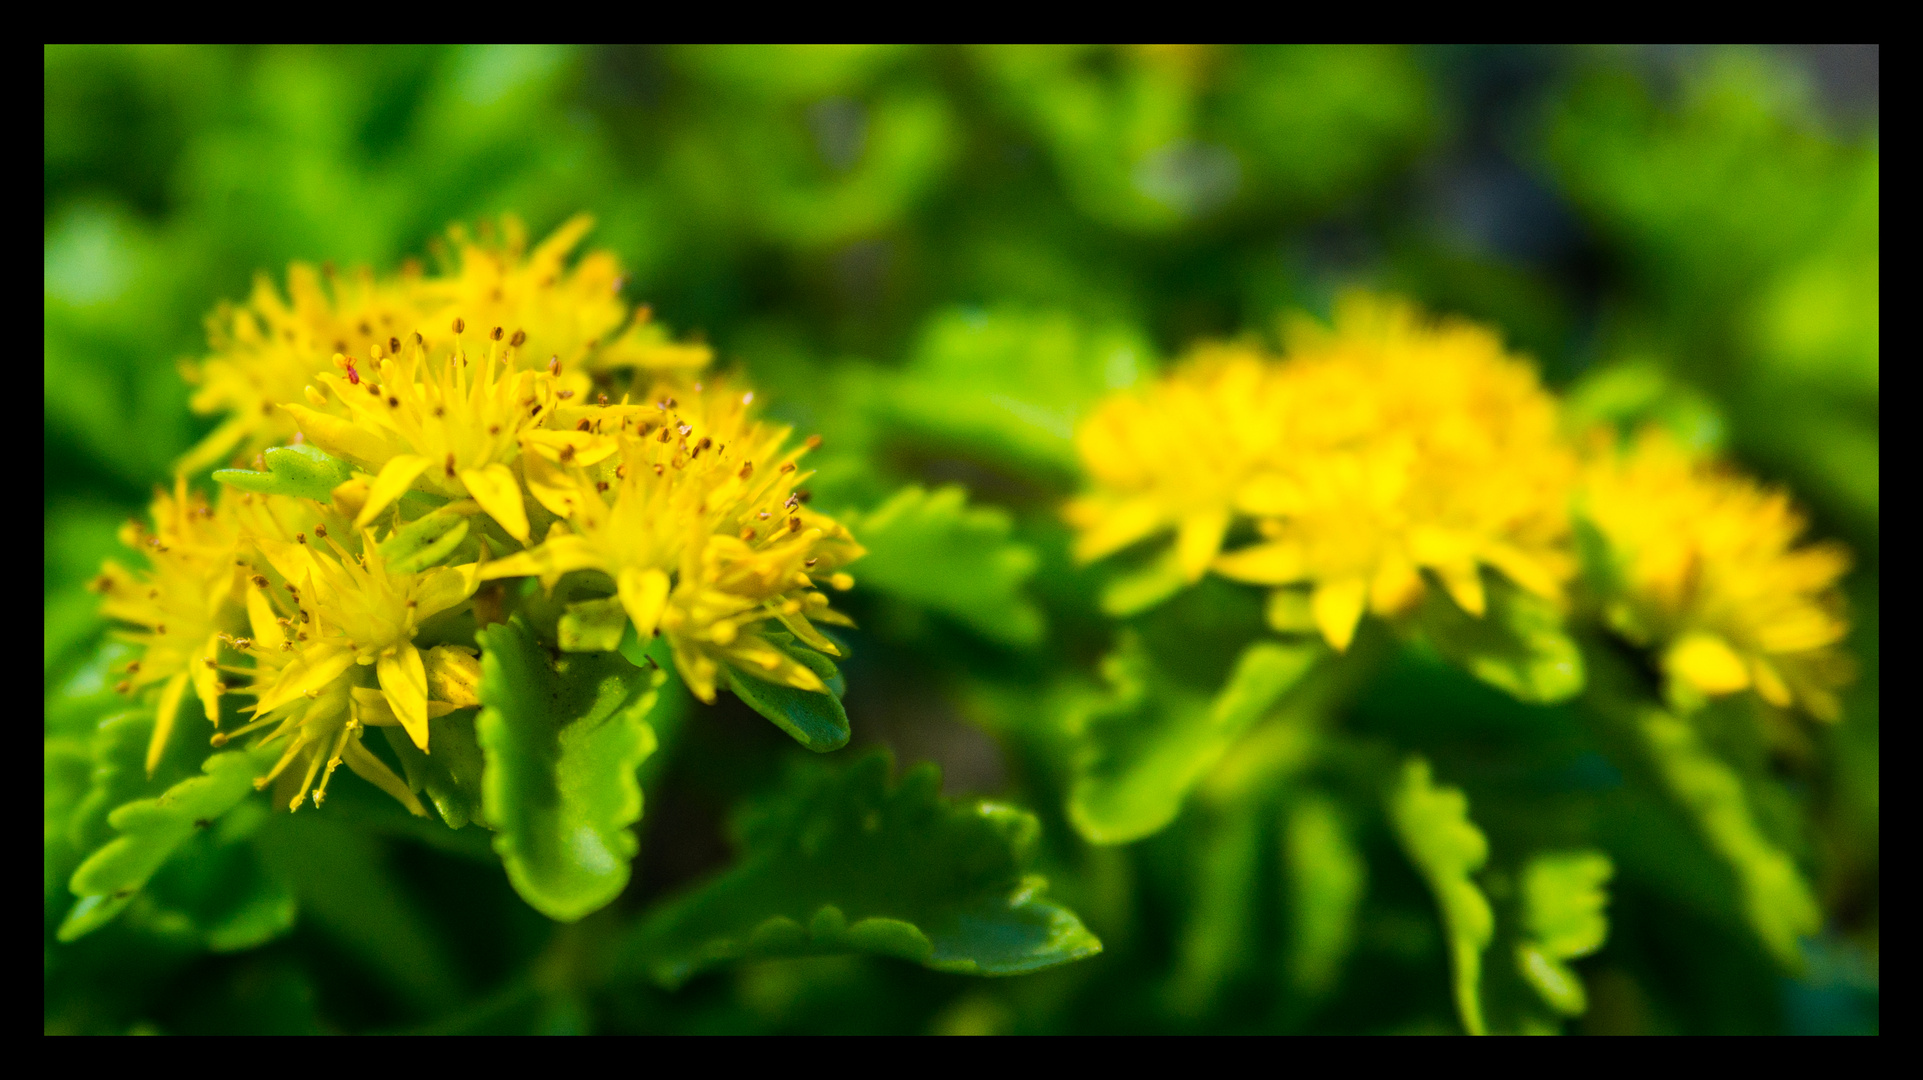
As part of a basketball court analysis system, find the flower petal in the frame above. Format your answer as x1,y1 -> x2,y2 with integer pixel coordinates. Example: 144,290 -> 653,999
1312,577 -> 1368,653
378,643 -> 431,751
618,566 -> 671,639
353,454 -> 430,531
460,464 -> 530,542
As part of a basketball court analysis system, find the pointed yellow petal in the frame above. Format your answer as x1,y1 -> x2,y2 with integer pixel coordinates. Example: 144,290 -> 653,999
378,643 -> 431,751
246,587 -> 287,652
1214,541 -> 1307,585
1435,561 -> 1486,618
353,454 -> 430,531
148,672 -> 190,776
1174,509 -> 1231,582
254,644 -> 356,717
460,464 -> 529,542
1312,578 -> 1369,653
283,404 -> 390,465
415,563 -> 481,620
191,633 -> 224,723
521,445 -> 583,518
1370,552 -> 1424,616
618,567 -> 671,639
1667,633 -> 1750,696
341,737 -> 428,816
1750,656 -> 1793,708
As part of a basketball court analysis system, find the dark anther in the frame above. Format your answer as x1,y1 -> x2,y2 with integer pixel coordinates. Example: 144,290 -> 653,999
453,318 -> 466,333
510,329 -> 526,347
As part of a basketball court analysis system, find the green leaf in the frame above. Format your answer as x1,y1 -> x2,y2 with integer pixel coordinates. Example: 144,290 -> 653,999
1284,794 -> 1367,996
1099,545 -> 1187,618
1640,710 -> 1819,967
1069,636 -> 1320,844
1409,575 -> 1584,704
558,596 -> 627,652
844,485 -> 1044,647
623,753 -> 1101,987
1167,802 -> 1264,1016
44,735 -> 93,903
477,616 -> 660,922
383,709 -> 489,829
1389,756 -> 1494,1036
253,810 -> 460,1010
725,653 -> 851,753
878,307 -> 1151,476
212,443 -> 353,501
60,744 -> 278,942
1515,850 -> 1613,1016
377,507 -> 469,574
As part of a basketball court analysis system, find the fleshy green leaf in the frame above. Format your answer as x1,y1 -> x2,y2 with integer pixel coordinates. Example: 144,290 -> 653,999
1285,793 -> 1367,996
558,597 -> 628,652
1515,850 -> 1613,1016
1409,575 -> 1584,703
1640,710 -> 1819,966
377,506 -> 470,574
1069,636 -> 1320,844
477,616 -> 660,922
383,709 -> 488,829
1390,756 -> 1494,1036
844,485 -> 1044,646
623,753 -> 1101,987
725,651 -> 851,753
60,744 -> 278,942
212,443 -> 353,501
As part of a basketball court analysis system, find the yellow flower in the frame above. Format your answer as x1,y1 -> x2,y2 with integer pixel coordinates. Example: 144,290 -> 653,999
1069,295 -> 1576,651
1580,429 -> 1851,719
284,330 -> 551,543
212,509 -> 481,813
482,381 -> 864,702
90,478 -> 245,774
179,215 -> 711,473
1066,343 -> 1289,580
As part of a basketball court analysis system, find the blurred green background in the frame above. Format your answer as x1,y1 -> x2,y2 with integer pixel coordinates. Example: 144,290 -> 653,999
45,44 -> 1877,1034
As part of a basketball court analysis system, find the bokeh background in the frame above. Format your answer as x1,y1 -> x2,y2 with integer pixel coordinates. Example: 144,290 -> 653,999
45,44 -> 1877,1034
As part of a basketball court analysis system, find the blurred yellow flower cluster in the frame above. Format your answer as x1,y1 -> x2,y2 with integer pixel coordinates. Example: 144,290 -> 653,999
97,218 -> 864,812
1581,430 -> 1851,719
1069,294 -> 1852,717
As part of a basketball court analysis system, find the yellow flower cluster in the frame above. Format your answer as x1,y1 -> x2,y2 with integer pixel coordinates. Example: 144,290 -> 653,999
1068,294 -> 1852,717
1581,431 -> 1851,719
1070,295 -> 1574,652
96,218 -> 864,812
180,216 -> 710,474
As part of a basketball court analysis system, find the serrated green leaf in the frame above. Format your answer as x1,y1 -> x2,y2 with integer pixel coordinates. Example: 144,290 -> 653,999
1410,575 -> 1584,703
1285,794 -> 1366,996
558,596 -> 627,652
844,485 -> 1044,647
60,745 -> 278,942
726,659 -> 851,753
211,443 -> 353,501
477,616 -> 660,922
623,753 -> 1100,987
1640,710 -> 1818,967
1515,850 -> 1613,1016
1390,757 -> 1493,1036
1069,636 -> 1320,844
383,709 -> 488,829
377,507 -> 469,574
